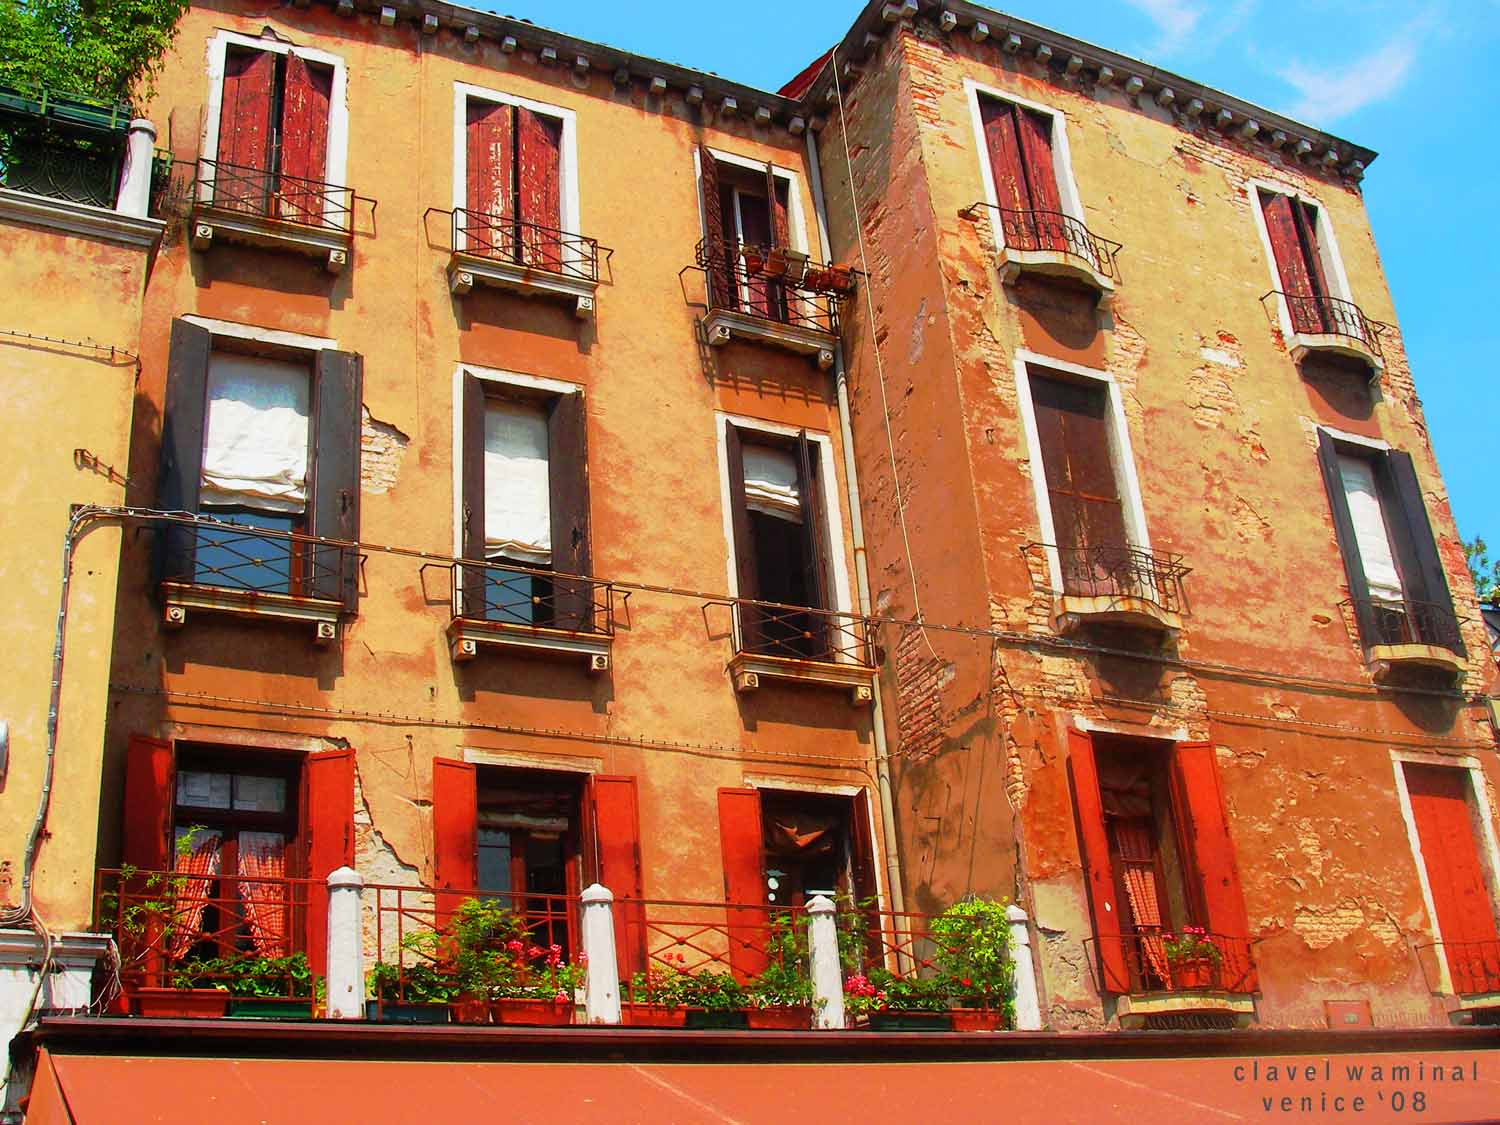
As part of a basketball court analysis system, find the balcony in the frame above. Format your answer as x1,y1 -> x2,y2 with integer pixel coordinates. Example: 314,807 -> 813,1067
720,598 -> 877,705
159,521 -> 360,643
1417,939 -> 1500,1002
694,238 -> 848,369
190,157 -> 354,271
962,202 -> 1120,304
1264,291 -> 1385,375
446,208 -> 604,318
444,558 -> 614,672
1025,542 -> 1189,635
1346,596 -> 1467,682
1088,928 -> 1257,1029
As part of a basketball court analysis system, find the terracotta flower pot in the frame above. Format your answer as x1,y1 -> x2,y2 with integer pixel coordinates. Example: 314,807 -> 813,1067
802,267 -> 829,291
744,1006 -> 812,1030
492,997 -> 575,1026
622,1003 -> 688,1028
450,996 -> 491,1024
949,1008 -> 1005,1032
826,265 -> 856,295
1172,959 -> 1215,991
130,987 -> 229,1019
762,247 -> 790,279
742,248 -> 765,275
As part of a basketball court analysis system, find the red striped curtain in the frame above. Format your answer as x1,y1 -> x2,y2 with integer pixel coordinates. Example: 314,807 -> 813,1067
169,831 -> 223,958
238,834 -> 290,957
1113,820 -> 1170,983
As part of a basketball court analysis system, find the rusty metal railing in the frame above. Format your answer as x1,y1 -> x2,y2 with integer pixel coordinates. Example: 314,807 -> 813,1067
195,156 -> 353,230
1345,596 -> 1465,655
452,207 -> 601,282
1084,927 -> 1256,996
1263,290 -> 1384,357
962,201 -> 1122,282
162,520 -> 361,612
694,237 -> 843,333
718,598 -> 876,666
449,559 -> 615,636
1024,542 -> 1190,614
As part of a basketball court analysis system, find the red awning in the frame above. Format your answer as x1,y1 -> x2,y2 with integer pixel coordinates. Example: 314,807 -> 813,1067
25,1047 -> 1500,1124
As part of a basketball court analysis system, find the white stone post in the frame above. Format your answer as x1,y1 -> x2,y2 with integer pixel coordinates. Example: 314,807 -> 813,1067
581,883 -> 621,1024
325,866 -> 364,1020
114,118 -> 157,218
806,894 -> 845,1030
1007,903 -> 1042,1030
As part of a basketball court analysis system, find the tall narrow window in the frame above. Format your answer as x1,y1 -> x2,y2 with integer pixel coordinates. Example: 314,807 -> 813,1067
464,98 -> 564,270
980,97 -> 1066,252
699,148 -> 793,322
1259,190 -> 1332,335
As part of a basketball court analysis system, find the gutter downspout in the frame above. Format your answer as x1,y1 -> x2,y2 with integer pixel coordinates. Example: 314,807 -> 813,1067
804,127 -> 906,919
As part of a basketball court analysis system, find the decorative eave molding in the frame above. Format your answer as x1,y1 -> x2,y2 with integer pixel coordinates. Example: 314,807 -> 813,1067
0,189 -> 165,249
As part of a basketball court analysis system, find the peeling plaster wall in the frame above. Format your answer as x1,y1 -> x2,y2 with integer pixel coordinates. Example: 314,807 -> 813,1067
821,23 -> 1498,1030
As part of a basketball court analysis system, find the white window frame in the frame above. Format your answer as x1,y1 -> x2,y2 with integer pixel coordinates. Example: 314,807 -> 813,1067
1246,178 -> 1356,343
692,148 -> 812,257
1390,750 -> 1500,998
713,412 -> 854,628
1013,351 -> 1152,595
452,82 -> 580,259
450,363 -> 582,559
963,79 -> 1085,260
201,31 -> 351,230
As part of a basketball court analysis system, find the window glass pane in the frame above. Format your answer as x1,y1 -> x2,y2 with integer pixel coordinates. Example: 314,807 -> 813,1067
177,770 -> 233,810
484,565 -> 541,626
194,509 -> 297,593
477,827 -> 513,894
233,774 -> 287,813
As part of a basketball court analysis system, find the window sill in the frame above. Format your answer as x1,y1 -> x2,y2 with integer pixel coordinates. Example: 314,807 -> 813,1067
447,252 -> 597,318
1115,991 -> 1255,1029
0,187 -> 165,249
996,246 -> 1117,306
1367,642 -> 1466,683
1289,331 -> 1383,375
191,204 -> 350,272
447,616 -> 611,672
727,650 -> 875,706
1054,593 -> 1181,635
703,309 -> 836,370
160,581 -> 344,643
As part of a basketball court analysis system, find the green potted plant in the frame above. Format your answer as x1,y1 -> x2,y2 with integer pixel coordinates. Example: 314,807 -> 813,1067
1164,927 -> 1222,991
932,897 -> 1015,1031
624,951 -> 690,1027
676,969 -> 748,1029
441,897 -> 529,1025
742,913 -> 814,1029
367,957 -> 455,1023
174,951 -> 321,1020
847,968 -> 952,1030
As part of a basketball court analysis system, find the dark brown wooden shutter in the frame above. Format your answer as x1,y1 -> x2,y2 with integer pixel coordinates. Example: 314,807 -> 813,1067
1388,451 -> 1464,655
276,54 -> 332,225
465,100 -> 514,257
768,165 -> 790,249
310,349 -> 362,608
1316,431 -> 1374,644
548,391 -> 593,631
718,787 -> 769,982
981,98 -> 1029,215
216,46 -> 276,212
1067,728 -> 1131,993
303,747 -> 355,978
848,789 -> 879,906
516,108 -> 563,271
460,373 -> 487,619
432,758 -> 478,930
589,776 -> 646,977
159,319 -> 212,583
699,146 -> 731,307
122,735 -> 174,872
725,423 -> 762,652
794,432 -> 831,657
1016,107 -> 1064,250
1170,742 -> 1257,993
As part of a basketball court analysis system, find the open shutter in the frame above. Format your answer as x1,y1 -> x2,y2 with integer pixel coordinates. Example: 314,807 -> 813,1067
122,735 -> 174,872
516,108 -> 563,271
1016,108 -> 1065,251
699,146 -> 732,308
848,789 -> 879,906
725,423 -> 763,653
794,432 -> 831,657
718,787 -> 769,982
589,776 -> 646,977
1388,451 -> 1464,655
158,319 -> 212,584
548,391 -> 593,632
432,758 -> 478,930
310,350 -> 362,609
460,374 -> 487,619
981,99 -> 1029,215
215,47 -> 275,213
1067,728 -> 1131,993
304,748 -> 355,978
277,54 -> 332,225
465,100 -> 515,257
1316,431 -> 1375,644
1260,191 -> 1321,334
1170,742 -> 1257,993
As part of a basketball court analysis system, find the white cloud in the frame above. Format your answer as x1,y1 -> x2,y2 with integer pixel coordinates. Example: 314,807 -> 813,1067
1279,30 -> 1422,126
1125,0 -> 1204,56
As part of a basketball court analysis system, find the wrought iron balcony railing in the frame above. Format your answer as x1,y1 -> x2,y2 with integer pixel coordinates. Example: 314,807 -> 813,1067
161,519 -> 361,613
195,156 -> 354,231
961,202 -> 1122,283
1266,291 -> 1384,357
1086,927 -> 1256,996
1346,596 -> 1465,655
453,207 -> 601,283
1025,542 -> 1190,614
727,598 -> 875,666
694,237 -> 842,334
1416,938 -> 1500,997
0,124 -> 124,208
452,558 -> 615,637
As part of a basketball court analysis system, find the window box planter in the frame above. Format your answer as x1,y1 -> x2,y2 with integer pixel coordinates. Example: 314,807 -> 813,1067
1171,959 -> 1216,991
226,998 -> 315,1021
366,999 -> 450,1024
450,996 -> 491,1025
622,1003 -> 688,1028
744,1006 -> 813,1030
948,1008 -> 1005,1032
491,997 -> 575,1026
866,1010 -> 953,1032
131,987 -> 230,1019
684,1008 -> 749,1029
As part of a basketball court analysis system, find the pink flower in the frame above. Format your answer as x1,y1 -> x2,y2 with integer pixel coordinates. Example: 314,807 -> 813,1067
961,978 -> 972,988
578,951 -> 588,965
555,990 -> 569,1004
506,939 -> 524,954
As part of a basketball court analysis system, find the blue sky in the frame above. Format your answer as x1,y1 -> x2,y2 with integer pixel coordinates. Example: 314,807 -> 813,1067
480,0 -> 1498,554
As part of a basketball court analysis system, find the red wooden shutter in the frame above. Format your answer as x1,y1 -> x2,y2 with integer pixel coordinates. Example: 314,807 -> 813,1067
980,99 -> 1029,215
699,146 -> 733,307
216,47 -> 276,211
1405,765 -> 1500,995
516,108 -> 563,271
718,787 -> 769,982
465,100 -> 515,257
1260,191 -> 1321,334
432,758 -> 478,929
1016,108 -> 1065,251
277,54 -> 332,225
1170,742 -> 1258,992
589,776 -> 646,977
848,790 -> 879,906
1067,729 -> 1131,993
122,735 -> 174,872
303,748 -> 355,978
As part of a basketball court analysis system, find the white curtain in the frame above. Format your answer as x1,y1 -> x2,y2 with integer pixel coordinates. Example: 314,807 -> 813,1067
200,354 -> 311,512
743,445 -> 802,523
1339,455 -> 1403,603
485,400 -> 552,565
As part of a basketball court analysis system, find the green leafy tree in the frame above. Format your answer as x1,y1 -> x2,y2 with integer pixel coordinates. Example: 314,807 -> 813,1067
0,0 -> 188,104
1466,537 -> 1499,606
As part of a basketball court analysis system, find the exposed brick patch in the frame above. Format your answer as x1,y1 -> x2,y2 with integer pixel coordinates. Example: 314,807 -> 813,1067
361,405 -> 409,495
